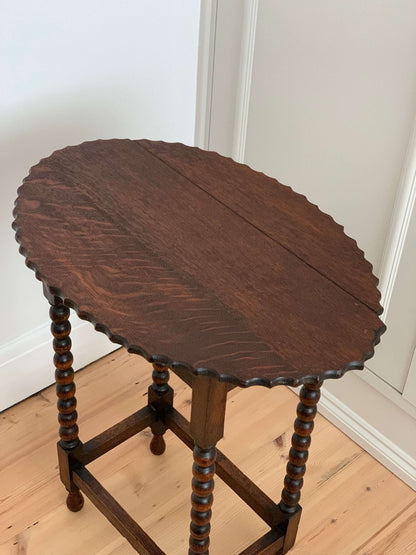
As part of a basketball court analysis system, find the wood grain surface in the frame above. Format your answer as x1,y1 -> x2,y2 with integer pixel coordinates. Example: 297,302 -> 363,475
138,140 -> 382,313
1,350 -> 415,554
13,139 -> 385,386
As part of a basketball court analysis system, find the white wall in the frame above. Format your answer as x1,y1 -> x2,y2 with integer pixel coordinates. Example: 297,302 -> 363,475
1,0 -> 200,409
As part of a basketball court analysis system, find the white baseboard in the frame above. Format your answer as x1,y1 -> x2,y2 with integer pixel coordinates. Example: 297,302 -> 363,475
0,318 -> 117,411
318,386 -> 416,491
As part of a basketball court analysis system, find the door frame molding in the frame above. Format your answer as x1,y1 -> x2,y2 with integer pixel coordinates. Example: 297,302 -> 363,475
232,0 -> 259,162
377,115 -> 416,318
194,0 -> 218,149
361,113 -> 416,408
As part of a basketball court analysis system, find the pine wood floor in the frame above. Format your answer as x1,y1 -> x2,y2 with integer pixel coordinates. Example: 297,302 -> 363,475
1,349 -> 415,554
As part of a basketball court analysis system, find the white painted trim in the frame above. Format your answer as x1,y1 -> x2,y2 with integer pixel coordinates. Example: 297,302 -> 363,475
359,365 -> 416,419
403,347 -> 416,406
318,387 -> 416,491
194,0 -> 218,149
377,115 -> 416,318
0,320 -> 51,368
232,0 -> 258,162
0,319 -> 117,411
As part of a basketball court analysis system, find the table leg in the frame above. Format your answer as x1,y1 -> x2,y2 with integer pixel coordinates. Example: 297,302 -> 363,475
47,293 -> 84,512
148,362 -> 174,455
279,382 -> 321,553
188,376 -> 228,555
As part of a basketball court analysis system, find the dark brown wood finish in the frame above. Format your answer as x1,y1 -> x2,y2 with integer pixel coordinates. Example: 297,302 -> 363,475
148,363 -> 173,455
189,376 -> 228,555
190,376 -> 228,449
279,384 -> 322,515
238,528 -> 285,555
281,509 -> 302,555
49,297 -> 84,511
166,408 -> 286,527
50,301 -> 79,449
56,443 -> 84,512
52,386 -> 301,552
13,139 -> 387,553
75,406 -> 154,466
138,140 -> 382,314
189,445 -> 217,555
13,139 -> 385,387
72,465 -> 165,554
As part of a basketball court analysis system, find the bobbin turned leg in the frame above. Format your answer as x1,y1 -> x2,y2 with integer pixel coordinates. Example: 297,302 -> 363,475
279,382 -> 321,553
46,288 -> 84,512
189,376 -> 227,555
148,362 -> 173,455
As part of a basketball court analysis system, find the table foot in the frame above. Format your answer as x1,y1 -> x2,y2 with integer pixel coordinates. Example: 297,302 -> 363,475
148,362 -> 173,455
66,489 -> 84,512
150,434 -> 166,455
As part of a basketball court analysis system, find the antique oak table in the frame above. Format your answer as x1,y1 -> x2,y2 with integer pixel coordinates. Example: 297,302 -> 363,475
13,139 -> 385,554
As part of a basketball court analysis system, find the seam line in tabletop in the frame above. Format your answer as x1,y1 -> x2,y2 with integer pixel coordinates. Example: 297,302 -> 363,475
135,141 -> 381,316
14,177 -> 297,385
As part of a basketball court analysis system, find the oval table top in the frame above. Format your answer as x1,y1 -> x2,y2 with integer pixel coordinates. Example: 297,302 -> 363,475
13,139 -> 385,387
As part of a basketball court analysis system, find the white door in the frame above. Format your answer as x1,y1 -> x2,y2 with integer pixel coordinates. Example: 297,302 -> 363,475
197,0 -> 416,488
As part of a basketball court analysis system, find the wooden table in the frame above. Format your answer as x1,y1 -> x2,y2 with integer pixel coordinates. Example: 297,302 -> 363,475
13,139 -> 385,554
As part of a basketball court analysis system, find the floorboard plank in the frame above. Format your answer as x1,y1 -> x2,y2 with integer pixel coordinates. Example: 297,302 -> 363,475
1,349 -> 414,554
350,501 -> 416,555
